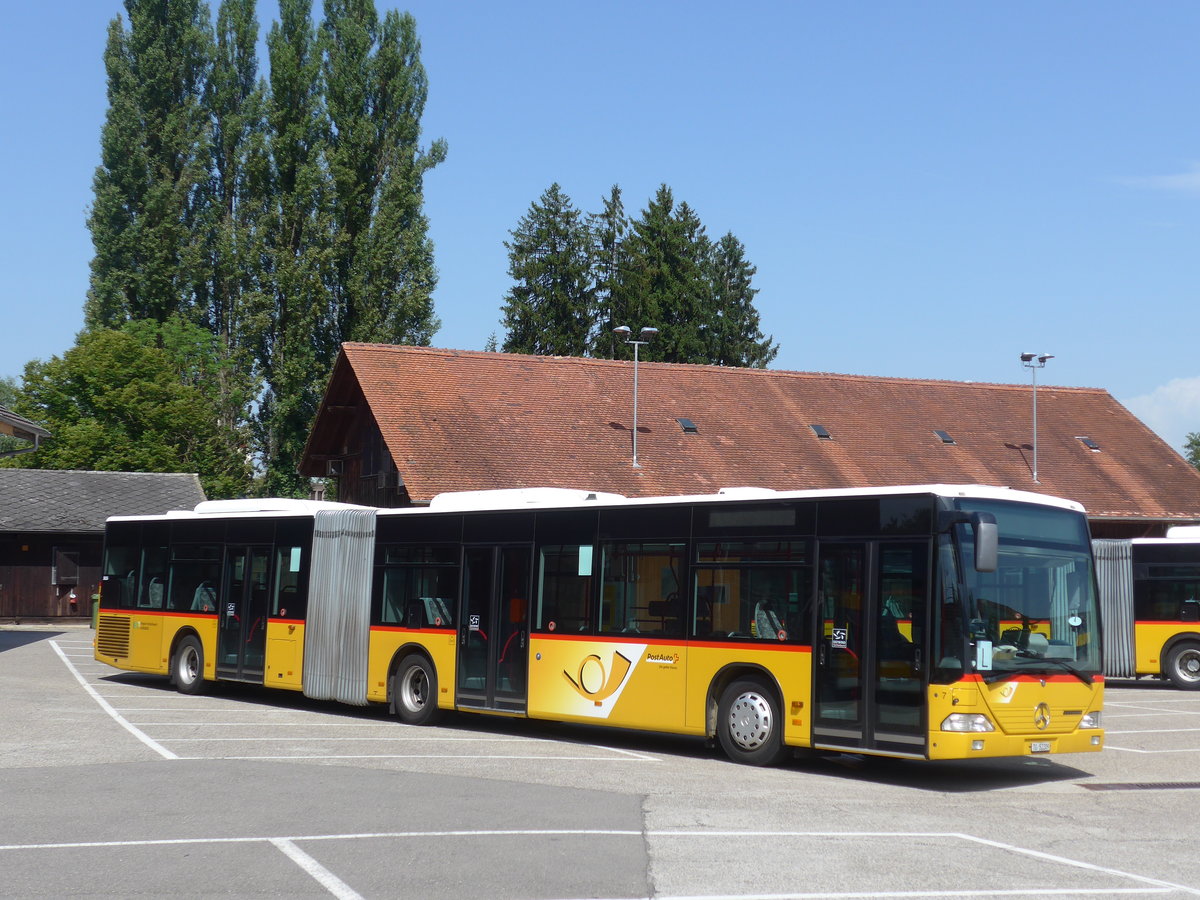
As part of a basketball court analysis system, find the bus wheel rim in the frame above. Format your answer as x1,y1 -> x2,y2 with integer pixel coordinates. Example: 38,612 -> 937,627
728,691 -> 772,750
181,647 -> 198,683
1178,649 -> 1200,680
401,667 -> 428,710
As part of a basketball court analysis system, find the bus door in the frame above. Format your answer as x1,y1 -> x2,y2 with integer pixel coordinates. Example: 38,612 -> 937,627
216,545 -> 271,682
813,540 -> 929,756
457,545 -> 532,713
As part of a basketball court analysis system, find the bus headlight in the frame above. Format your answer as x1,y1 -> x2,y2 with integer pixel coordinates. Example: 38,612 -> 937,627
1079,711 -> 1101,729
941,713 -> 995,733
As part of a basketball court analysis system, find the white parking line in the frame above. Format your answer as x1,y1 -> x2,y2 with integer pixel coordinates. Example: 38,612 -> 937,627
180,753 -> 656,761
269,838 -> 363,900
59,641 -> 660,763
49,640 -> 177,761
1,829 -> 1194,898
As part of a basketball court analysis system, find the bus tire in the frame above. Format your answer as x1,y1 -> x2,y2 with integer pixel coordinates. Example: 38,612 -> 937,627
393,654 -> 440,725
717,678 -> 786,766
1165,641 -> 1200,690
172,635 -> 206,695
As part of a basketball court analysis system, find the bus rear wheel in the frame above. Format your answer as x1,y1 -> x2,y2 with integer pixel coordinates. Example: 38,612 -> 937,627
172,636 -> 206,695
1165,641 -> 1200,690
393,654 -> 440,725
717,678 -> 786,766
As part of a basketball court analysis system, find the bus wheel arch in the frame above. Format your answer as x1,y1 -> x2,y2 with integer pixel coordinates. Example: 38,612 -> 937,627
170,631 -> 206,695
1163,637 -> 1200,690
390,649 -> 441,725
709,666 -> 787,766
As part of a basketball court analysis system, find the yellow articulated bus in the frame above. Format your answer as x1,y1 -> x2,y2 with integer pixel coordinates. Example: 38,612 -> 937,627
1094,531 -> 1200,689
95,484 -> 1104,765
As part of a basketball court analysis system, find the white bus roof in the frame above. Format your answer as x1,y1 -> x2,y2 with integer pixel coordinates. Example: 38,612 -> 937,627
107,483 -> 1085,524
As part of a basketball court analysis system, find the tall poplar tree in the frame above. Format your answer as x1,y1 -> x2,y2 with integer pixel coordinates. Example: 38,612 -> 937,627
501,184 -> 595,356
86,0 -> 214,328
203,0 -> 265,461
255,0 -> 332,495
321,0 -> 446,354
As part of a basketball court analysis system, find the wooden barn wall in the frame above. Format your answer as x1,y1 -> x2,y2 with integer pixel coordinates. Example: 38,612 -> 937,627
0,534 -> 102,619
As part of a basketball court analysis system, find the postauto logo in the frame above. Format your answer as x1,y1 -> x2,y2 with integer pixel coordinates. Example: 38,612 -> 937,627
563,650 -> 634,705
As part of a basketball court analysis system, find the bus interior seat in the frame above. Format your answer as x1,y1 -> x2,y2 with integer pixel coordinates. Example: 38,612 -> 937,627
421,597 -> 452,627
144,577 -> 164,608
192,582 -> 216,612
754,602 -> 783,639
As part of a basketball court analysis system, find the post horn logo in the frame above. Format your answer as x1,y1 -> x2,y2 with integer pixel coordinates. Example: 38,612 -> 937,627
564,650 -> 633,706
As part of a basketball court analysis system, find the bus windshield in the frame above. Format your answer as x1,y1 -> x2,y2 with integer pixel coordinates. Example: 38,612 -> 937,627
936,499 -> 1101,683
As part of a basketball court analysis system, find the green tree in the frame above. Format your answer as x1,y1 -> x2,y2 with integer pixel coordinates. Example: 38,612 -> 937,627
0,377 -> 22,457
587,185 -> 629,358
501,184 -> 595,356
622,185 -> 712,363
321,0 -> 446,352
205,0 -> 267,430
86,0 -> 214,328
4,330 -> 250,499
1185,432 -> 1200,469
255,0 -> 332,496
707,232 -> 778,368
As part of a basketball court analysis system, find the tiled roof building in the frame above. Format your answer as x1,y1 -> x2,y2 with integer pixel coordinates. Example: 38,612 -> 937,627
300,344 -> 1200,538
0,469 -> 205,619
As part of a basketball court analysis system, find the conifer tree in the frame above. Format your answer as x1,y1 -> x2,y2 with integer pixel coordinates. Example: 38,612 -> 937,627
707,232 -> 778,368
587,185 -> 629,358
622,186 -> 712,364
501,184 -> 595,356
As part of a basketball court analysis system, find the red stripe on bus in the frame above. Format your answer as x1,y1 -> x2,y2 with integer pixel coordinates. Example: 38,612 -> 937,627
530,631 -> 811,653
97,608 -> 216,618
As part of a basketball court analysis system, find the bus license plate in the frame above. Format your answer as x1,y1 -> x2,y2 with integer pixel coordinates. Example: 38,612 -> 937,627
1030,741 -> 1051,753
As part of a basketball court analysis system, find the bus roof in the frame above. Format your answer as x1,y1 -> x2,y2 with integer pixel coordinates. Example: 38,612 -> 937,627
105,483 -> 1085,524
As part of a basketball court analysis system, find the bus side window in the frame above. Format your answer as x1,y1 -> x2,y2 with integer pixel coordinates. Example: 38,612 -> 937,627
536,545 -> 593,633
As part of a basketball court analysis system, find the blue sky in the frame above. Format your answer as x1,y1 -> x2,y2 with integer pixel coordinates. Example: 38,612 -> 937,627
4,1 -> 1200,451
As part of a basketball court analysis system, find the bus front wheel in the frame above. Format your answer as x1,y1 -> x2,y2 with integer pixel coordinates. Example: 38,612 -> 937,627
172,636 -> 206,695
1165,641 -> 1200,690
717,679 -> 786,766
393,654 -> 440,725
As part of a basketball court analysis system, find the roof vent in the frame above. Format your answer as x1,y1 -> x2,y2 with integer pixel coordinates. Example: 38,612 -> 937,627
677,417 -> 699,434
933,429 -> 956,444
1077,436 -> 1101,452
810,424 -> 832,440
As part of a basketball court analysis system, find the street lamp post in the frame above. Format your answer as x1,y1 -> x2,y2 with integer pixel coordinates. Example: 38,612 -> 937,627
1020,352 -> 1054,483
613,326 -> 658,467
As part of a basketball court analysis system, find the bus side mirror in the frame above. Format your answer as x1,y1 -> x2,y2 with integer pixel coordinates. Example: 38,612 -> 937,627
972,512 -> 997,573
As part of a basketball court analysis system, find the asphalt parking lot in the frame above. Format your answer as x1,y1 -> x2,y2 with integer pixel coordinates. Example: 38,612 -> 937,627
3,625 -> 1199,899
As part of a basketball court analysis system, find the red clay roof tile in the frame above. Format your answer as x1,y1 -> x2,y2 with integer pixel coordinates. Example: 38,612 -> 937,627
299,344 -> 1200,522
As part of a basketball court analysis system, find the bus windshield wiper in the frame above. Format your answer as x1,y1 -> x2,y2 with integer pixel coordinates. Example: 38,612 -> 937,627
1013,655 -> 1093,685
979,657 -> 1092,685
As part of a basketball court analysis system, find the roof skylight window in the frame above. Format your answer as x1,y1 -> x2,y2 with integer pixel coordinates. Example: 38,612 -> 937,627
934,430 -> 956,444
810,424 -> 832,440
